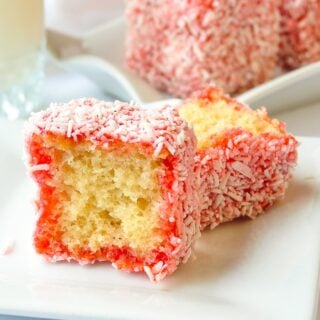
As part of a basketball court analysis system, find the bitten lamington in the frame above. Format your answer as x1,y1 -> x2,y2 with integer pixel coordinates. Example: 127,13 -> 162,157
25,99 -> 199,282
179,87 -> 298,230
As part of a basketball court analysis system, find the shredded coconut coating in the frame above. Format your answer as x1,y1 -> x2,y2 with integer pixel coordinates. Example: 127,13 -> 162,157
125,0 -> 280,98
183,87 -> 299,230
279,0 -> 320,69
26,99 -> 191,156
25,98 -> 200,282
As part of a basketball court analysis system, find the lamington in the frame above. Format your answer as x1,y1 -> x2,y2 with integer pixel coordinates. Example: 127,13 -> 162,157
279,0 -> 320,69
24,98 -> 199,282
179,87 -> 298,229
125,0 -> 280,98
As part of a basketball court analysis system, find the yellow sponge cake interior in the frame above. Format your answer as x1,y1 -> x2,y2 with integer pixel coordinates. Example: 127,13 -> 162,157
43,135 -> 164,255
179,98 -> 282,150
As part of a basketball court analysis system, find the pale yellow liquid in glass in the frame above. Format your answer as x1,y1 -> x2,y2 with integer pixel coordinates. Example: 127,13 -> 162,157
0,0 -> 44,87
0,0 -> 43,59
0,0 -> 44,118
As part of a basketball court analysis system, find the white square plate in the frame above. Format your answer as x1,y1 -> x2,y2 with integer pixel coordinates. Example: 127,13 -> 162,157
0,119 -> 320,320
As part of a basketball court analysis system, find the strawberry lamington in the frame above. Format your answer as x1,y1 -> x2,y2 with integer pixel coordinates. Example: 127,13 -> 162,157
24,99 -> 199,282
279,0 -> 320,69
126,0 -> 280,98
179,87 -> 298,229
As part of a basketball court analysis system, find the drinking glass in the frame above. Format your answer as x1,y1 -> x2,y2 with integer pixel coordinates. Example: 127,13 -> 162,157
0,0 -> 45,119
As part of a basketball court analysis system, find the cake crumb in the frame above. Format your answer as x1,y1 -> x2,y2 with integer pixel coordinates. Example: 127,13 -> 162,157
0,240 -> 16,256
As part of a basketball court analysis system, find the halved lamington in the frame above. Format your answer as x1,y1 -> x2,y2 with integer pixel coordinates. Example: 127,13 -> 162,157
25,99 -> 199,282
179,87 -> 298,230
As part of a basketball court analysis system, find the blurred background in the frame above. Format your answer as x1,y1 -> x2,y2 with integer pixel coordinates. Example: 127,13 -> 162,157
0,0 -> 319,135
45,0 -> 125,36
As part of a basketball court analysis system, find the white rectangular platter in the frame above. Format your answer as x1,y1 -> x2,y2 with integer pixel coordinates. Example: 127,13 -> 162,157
0,119 -> 320,320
